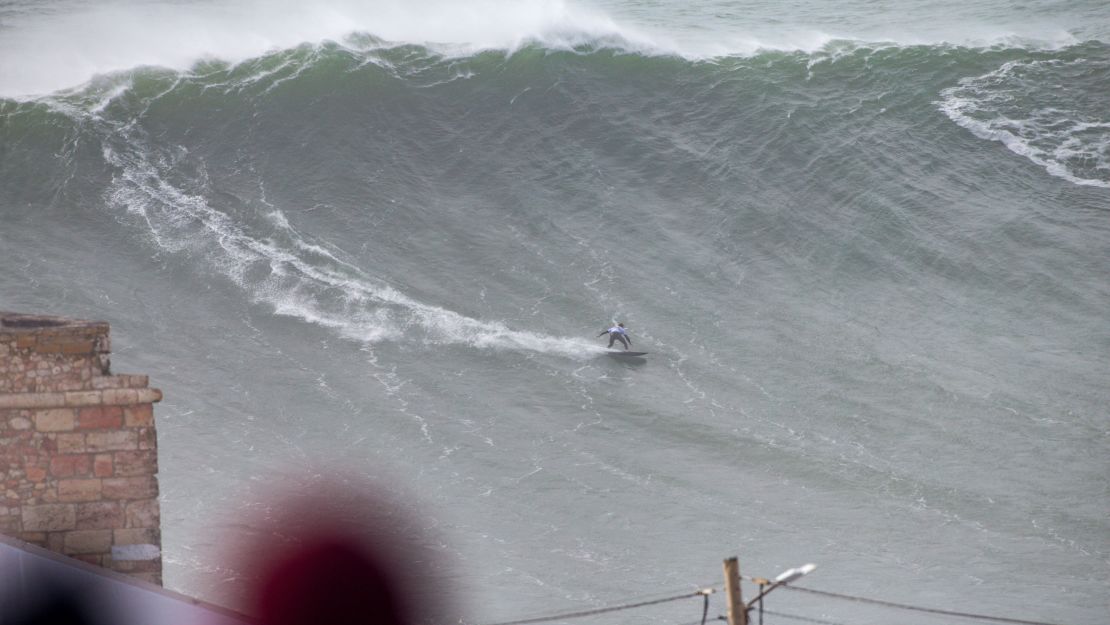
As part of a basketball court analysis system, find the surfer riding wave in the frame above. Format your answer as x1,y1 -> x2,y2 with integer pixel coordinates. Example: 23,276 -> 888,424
598,322 -> 632,350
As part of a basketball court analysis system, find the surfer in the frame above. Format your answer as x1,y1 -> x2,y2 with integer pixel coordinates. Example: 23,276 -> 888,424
598,323 -> 632,350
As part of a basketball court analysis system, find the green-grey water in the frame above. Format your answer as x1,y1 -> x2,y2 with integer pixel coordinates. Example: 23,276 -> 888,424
1,1 -> 1107,623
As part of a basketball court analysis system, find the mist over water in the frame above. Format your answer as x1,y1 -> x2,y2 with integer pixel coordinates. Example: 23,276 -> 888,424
1,1 -> 1108,624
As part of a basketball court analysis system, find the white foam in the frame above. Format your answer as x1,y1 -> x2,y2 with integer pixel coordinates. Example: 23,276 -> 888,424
938,59 -> 1110,189
0,0 -> 1095,98
0,0 -> 649,98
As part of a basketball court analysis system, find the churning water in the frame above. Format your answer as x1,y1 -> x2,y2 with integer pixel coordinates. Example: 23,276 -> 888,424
1,1 -> 1107,623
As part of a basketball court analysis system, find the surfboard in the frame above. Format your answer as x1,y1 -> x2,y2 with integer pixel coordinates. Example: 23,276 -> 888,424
606,351 -> 648,357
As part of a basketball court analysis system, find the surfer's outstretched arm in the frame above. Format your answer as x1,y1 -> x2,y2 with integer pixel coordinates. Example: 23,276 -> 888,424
598,330 -> 608,337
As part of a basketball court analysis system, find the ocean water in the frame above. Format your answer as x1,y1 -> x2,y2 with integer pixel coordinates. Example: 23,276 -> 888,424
1,1 -> 1108,623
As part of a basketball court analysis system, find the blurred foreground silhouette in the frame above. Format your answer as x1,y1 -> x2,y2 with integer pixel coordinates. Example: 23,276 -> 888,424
2,473 -> 456,625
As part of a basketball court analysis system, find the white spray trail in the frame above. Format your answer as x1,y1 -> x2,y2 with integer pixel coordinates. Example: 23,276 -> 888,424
74,87 -> 602,358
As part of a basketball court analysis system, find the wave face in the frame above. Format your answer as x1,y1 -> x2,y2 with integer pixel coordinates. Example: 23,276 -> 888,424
1,4 -> 1108,624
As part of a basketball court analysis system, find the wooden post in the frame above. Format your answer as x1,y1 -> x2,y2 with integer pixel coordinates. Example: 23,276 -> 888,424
723,557 -> 747,625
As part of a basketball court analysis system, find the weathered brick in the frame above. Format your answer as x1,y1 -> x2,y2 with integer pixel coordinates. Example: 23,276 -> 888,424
123,404 -> 154,427
20,531 -> 47,546
125,571 -> 162,585
124,499 -> 160,528
64,529 -> 113,554
22,503 -> 76,531
103,476 -> 158,500
86,430 -> 137,452
56,433 -> 87,454
113,527 -> 159,546
50,454 -> 91,478
101,388 -> 138,405
75,501 -> 123,529
24,465 -> 47,482
34,408 -> 75,432
137,428 -> 157,450
112,450 -> 157,477
60,340 -> 95,355
57,478 -> 102,502
93,454 -> 113,478
111,560 -> 162,574
77,406 -> 123,430
92,377 -> 124,390
0,515 -> 22,532
63,391 -> 102,407
8,416 -> 31,430
46,531 -> 66,552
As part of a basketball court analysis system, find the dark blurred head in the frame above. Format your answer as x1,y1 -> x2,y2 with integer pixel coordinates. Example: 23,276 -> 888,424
257,535 -> 409,625
240,474 -> 455,625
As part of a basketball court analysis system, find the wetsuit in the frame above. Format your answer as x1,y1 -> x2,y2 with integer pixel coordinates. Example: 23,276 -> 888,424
599,325 -> 631,350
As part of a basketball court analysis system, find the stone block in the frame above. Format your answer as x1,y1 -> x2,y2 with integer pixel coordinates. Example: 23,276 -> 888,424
8,416 -> 31,430
114,527 -> 160,546
50,454 -> 91,478
92,377 -> 124,390
75,501 -> 123,529
0,515 -> 22,533
113,450 -> 157,477
137,428 -> 157,450
123,404 -> 154,427
103,476 -> 158,500
57,478 -> 102,502
24,465 -> 47,482
93,454 -> 113,478
110,559 -> 162,575
56,433 -> 87,454
20,531 -> 47,546
22,503 -> 76,531
125,571 -> 163,585
77,406 -> 123,430
101,388 -> 138,406
46,532 -> 65,552
64,529 -> 113,554
60,340 -> 96,355
86,430 -> 137,452
34,408 -> 75,432
124,499 -> 160,528
63,391 -> 102,407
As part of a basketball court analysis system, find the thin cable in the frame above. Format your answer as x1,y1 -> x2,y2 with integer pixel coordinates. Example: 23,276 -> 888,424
676,616 -> 727,625
478,590 -> 705,625
761,609 -> 854,625
781,586 -> 1071,625
700,590 -> 710,625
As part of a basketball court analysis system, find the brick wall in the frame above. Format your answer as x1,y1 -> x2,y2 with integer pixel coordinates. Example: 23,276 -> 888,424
0,312 -> 164,585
